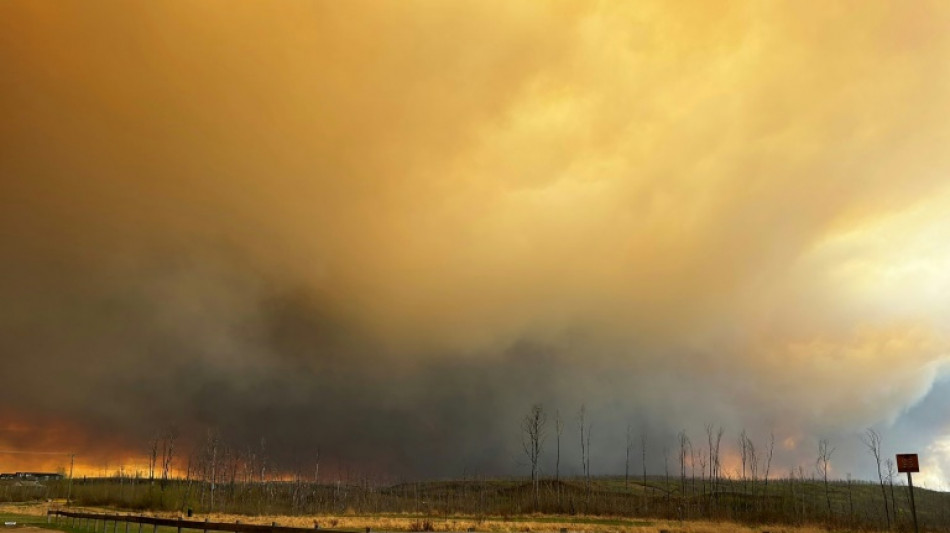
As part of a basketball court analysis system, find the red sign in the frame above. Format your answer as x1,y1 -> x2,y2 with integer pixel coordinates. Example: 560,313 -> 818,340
897,454 -> 919,473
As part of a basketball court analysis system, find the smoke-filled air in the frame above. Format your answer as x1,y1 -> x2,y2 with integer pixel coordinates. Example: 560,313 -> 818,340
2,1 -> 950,490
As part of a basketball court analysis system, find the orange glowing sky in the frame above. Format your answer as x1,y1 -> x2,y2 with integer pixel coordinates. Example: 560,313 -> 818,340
1,1 -> 950,486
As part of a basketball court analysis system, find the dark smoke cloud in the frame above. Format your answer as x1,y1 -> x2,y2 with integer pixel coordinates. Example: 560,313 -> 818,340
2,1 -> 950,486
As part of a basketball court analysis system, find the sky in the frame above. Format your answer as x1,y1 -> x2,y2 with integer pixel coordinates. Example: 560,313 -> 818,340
2,1 -> 950,488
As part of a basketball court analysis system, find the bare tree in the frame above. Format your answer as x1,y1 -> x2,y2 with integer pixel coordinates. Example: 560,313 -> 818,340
706,425 -> 723,499
258,437 -> 268,483
763,431 -> 775,492
697,447 -> 708,498
147,433 -> 159,482
862,428 -> 891,530
745,434 -> 758,498
816,439 -> 835,520
663,445 -> 671,509
555,410 -> 563,484
625,423 -> 632,489
678,430 -> 689,497
640,428 -> 648,511
578,405 -> 591,492
555,409 -> 563,505
521,403 -> 547,508
886,458 -> 898,528
160,427 -> 178,490
257,437 -> 271,513
205,429 -> 221,511
738,429 -> 749,493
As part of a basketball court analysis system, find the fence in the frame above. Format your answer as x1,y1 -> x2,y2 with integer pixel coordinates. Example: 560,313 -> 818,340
47,511 -> 351,533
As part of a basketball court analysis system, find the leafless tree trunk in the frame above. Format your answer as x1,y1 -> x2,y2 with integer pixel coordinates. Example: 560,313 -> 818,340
577,405 -> 591,493
147,434 -> 159,482
521,404 -> 547,509
763,431 -> 774,492
180,452 -> 195,512
555,410 -> 562,483
641,429 -> 648,511
745,435 -> 758,499
160,427 -> 178,490
698,448 -> 707,500
886,458 -> 898,529
555,410 -> 563,505
625,423 -> 632,490
678,431 -> 689,498
706,425 -> 722,506
862,428 -> 891,530
258,437 -> 268,483
816,439 -> 834,520
738,429 -> 748,494
663,446 -> 671,512
202,429 -> 221,511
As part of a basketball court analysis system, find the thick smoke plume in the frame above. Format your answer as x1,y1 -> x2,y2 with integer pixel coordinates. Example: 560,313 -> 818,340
2,1 -> 950,486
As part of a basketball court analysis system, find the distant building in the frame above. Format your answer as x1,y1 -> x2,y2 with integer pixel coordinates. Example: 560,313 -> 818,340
0,472 -> 64,481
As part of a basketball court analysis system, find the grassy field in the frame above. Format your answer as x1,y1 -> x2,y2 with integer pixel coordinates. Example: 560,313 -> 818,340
0,503 -> 876,533
1,474 -> 945,532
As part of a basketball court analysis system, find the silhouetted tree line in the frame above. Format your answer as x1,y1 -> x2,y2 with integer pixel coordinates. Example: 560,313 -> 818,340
1,417 -> 947,531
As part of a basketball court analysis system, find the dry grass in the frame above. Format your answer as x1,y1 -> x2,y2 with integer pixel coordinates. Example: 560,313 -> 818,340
0,503 -> 859,533
0,502 -> 49,516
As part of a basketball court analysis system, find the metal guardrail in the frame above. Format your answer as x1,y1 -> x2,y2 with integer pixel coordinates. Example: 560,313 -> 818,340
47,511 -> 353,533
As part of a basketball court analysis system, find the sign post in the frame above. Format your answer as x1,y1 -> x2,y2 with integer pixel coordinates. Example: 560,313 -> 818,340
896,453 -> 919,533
